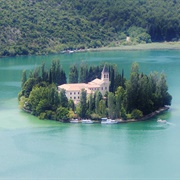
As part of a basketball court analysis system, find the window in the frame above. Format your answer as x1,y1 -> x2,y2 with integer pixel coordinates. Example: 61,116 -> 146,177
74,92 -> 76,95
70,92 -> 72,95
78,97 -> 79,99
70,97 -> 72,99
105,87 -> 107,90
101,87 -> 103,90
78,92 -> 80,94
74,97 -> 76,99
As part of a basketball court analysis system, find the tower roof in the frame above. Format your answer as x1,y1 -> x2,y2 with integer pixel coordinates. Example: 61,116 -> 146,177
102,65 -> 109,73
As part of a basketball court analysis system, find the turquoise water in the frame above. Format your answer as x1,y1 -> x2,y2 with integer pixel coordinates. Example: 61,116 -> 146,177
0,50 -> 180,179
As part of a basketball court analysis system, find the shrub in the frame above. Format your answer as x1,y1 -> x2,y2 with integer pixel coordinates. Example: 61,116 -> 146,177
90,113 -> 101,120
39,112 -> 46,120
131,109 -> 143,119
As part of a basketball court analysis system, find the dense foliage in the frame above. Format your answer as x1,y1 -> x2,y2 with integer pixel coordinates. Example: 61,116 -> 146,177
18,60 -> 172,121
80,63 -> 172,120
1,0 -> 180,56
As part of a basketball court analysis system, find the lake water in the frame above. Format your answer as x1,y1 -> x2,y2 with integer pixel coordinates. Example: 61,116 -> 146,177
0,50 -> 180,179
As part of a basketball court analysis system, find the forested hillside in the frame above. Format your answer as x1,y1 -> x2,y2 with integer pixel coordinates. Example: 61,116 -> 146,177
1,0 -> 180,56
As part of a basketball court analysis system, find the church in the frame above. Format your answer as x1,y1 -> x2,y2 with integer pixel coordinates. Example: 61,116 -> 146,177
58,66 -> 110,104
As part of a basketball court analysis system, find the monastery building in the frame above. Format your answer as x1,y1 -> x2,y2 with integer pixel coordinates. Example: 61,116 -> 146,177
58,66 -> 110,104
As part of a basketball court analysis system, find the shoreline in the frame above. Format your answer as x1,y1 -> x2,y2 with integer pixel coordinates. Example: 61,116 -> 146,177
22,106 -> 170,123
89,42 -> 180,52
116,106 -> 169,123
1,42 -> 180,59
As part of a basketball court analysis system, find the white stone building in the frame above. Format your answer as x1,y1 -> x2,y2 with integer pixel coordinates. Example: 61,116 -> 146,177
58,66 -> 110,104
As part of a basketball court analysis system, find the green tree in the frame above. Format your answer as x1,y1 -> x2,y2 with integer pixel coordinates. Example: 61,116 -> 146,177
50,59 -> 58,84
95,91 -> 102,114
131,109 -> 143,119
126,62 -> 140,113
48,85 -> 60,110
68,99 -> 75,111
69,64 -> 79,83
120,106 -> 127,120
49,59 -> 67,85
33,67 -> 41,80
156,73 -> 172,107
22,78 -> 37,98
41,62 -> 48,82
115,86 -> 125,118
28,86 -> 48,115
56,60 -> 64,85
59,89 -> 68,108
88,93 -> 94,113
114,69 -> 126,90
78,89 -> 87,118
36,99 -> 50,116
79,63 -> 88,83
87,65 -> 101,82
21,70 -> 27,88
108,92 -> 116,119
56,107 -> 69,121
99,99 -> 107,117
137,74 -> 153,115
59,69 -> 67,85
109,66 -> 115,92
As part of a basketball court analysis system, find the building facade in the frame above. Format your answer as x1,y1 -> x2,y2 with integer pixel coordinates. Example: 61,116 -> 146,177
58,66 -> 110,104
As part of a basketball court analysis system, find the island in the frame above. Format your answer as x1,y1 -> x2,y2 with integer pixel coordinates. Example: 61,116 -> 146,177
18,60 -> 172,123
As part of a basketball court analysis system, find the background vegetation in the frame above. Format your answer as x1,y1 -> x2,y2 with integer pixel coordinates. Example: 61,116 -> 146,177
1,0 -> 180,56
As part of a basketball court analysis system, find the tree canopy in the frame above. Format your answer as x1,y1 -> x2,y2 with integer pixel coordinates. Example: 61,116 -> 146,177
1,0 -> 180,57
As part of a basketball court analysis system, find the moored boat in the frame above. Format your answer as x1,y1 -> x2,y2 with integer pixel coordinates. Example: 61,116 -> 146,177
70,119 -> 80,123
81,119 -> 93,124
101,118 -> 118,124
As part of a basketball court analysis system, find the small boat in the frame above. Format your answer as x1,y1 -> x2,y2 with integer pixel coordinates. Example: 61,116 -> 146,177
67,50 -> 74,53
157,118 -> 167,123
101,118 -> 118,124
70,119 -> 79,123
81,119 -> 93,124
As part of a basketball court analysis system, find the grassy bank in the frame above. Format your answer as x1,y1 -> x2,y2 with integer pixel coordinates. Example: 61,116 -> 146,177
89,42 -> 180,52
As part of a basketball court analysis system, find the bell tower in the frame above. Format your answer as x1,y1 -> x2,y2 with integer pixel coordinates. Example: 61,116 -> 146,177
101,65 -> 109,83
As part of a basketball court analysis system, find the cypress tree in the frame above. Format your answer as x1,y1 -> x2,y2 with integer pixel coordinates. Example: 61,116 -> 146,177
126,62 -> 140,113
95,91 -> 103,114
79,63 -> 88,83
79,89 -> 87,118
69,64 -> 79,83
59,89 -> 68,108
88,93 -> 93,113
21,70 -> 27,88
108,92 -> 116,119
